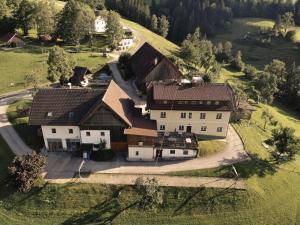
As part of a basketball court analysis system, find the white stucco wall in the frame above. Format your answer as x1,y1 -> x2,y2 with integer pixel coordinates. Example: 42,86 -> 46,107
95,17 -> 107,32
161,148 -> 198,158
128,146 -> 155,161
41,126 -> 81,149
150,110 -> 231,137
119,38 -> 133,49
80,130 -> 111,149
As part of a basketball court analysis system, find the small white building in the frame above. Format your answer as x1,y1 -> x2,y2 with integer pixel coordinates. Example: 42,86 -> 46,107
118,38 -> 134,50
95,16 -> 107,33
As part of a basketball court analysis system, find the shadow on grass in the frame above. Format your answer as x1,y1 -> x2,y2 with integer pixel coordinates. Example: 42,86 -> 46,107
173,186 -> 246,216
226,153 -> 278,178
62,197 -> 138,225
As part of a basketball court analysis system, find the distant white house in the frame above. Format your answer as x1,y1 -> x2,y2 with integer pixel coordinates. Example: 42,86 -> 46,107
95,16 -> 107,33
118,38 -> 134,50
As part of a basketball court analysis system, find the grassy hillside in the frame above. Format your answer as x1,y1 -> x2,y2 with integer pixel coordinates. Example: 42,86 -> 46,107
213,18 -> 300,69
121,18 -> 179,56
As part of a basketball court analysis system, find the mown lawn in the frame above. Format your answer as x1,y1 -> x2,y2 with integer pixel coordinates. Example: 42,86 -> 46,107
198,140 -> 227,157
6,99 -> 44,150
0,36 -> 110,94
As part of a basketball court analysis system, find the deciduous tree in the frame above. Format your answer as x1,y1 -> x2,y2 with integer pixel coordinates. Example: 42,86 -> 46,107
56,0 -> 95,45
272,127 -> 300,161
14,0 -> 36,36
47,46 -> 76,83
105,10 -> 124,49
151,14 -> 158,32
8,152 -> 46,192
34,0 -> 56,35
0,0 -> 9,20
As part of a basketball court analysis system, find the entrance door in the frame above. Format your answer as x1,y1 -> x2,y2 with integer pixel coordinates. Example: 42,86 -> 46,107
186,126 -> 192,133
47,139 -> 63,151
66,139 -> 80,151
156,149 -> 163,158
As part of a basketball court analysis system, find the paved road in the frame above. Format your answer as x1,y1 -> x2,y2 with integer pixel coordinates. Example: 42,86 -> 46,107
44,125 -> 249,179
0,95 -> 33,156
48,174 -> 246,189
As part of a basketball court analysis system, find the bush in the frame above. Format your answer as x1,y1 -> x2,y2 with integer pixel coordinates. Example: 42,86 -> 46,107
8,152 -> 46,192
285,30 -> 296,41
231,50 -> 245,72
118,52 -> 131,65
118,52 -> 133,80
134,177 -> 164,212
244,64 -> 257,80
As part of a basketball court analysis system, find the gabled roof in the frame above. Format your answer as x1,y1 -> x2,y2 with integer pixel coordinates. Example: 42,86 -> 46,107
0,33 -> 16,42
102,80 -> 133,126
103,81 -> 157,137
29,89 -> 105,126
130,42 -> 182,83
152,82 -> 233,101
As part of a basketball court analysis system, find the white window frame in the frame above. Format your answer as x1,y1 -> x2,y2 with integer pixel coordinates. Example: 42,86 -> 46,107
160,125 -> 166,131
160,112 -> 166,118
201,126 -> 207,132
216,113 -> 222,120
180,112 -> 186,119
217,127 -> 223,132
179,125 -> 185,131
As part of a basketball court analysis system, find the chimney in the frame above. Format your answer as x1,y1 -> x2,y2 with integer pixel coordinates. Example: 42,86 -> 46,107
154,57 -> 158,66
67,82 -> 72,89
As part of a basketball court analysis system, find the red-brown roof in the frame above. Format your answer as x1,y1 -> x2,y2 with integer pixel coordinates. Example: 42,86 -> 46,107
130,42 -> 183,84
0,33 -> 16,42
152,82 -> 233,101
103,81 -> 157,137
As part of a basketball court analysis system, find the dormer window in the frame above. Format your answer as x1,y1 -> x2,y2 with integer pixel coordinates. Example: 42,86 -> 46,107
47,112 -> 53,117
207,101 -> 211,105
69,112 -> 74,118
215,101 -> 220,105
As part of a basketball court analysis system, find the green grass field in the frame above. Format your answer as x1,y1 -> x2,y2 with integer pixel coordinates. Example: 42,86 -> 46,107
198,140 -> 227,157
213,18 -> 300,69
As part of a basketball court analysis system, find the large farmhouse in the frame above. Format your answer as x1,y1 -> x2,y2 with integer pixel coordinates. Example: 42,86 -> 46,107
148,81 -> 235,138
130,42 -> 183,92
29,42 -> 239,161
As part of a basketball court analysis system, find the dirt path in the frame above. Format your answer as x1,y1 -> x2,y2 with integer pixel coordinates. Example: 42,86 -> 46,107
48,174 -> 246,189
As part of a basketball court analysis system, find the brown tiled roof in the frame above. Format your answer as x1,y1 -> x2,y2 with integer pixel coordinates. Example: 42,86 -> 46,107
130,42 -> 183,83
103,81 -> 157,136
0,33 -> 16,42
152,82 -> 233,101
29,89 -> 105,126
147,102 -> 232,111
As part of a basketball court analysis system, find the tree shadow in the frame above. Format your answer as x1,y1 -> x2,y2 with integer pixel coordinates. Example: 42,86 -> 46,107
229,153 -> 278,178
62,187 -> 138,225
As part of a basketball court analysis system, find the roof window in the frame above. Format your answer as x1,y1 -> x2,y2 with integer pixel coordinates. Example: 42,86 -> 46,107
47,112 -> 53,117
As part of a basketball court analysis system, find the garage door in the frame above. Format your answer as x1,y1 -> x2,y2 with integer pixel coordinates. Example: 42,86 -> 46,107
47,139 -> 63,151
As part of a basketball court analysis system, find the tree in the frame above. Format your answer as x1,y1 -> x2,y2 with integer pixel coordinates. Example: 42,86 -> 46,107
272,127 -> 300,161
56,0 -> 95,45
34,0 -> 56,35
14,0 -> 36,35
223,41 -> 233,61
78,0 -> 105,10
151,14 -> 158,32
231,50 -> 245,72
105,10 -> 124,49
261,109 -> 274,130
0,0 -> 9,20
264,60 -> 287,92
47,46 -> 76,83
281,12 -> 295,36
254,71 -> 279,104
244,64 -> 257,80
135,177 -> 164,211
8,152 -> 46,192
158,15 -> 169,38
24,69 -> 42,92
